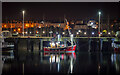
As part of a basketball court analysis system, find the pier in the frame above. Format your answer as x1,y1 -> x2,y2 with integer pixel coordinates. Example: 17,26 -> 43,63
1,36 -> 119,53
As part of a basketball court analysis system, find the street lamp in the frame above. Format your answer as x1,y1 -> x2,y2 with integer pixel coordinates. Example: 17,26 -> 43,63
22,10 -> 25,36
77,32 -> 79,35
98,11 -> 101,37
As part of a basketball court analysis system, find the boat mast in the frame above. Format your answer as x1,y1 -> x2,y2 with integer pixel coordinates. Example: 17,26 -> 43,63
64,18 -> 73,47
108,14 -> 109,32
65,19 -> 71,35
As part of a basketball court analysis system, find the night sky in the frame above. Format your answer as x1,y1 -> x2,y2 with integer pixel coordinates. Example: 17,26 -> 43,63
2,2 -> 120,21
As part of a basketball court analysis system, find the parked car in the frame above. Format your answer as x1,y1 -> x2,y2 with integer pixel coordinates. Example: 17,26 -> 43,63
1,30 -> 12,38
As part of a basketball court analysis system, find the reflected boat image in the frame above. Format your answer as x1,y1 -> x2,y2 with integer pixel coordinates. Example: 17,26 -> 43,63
44,52 -> 76,74
44,52 -> 76,59
113,42 -> 120,53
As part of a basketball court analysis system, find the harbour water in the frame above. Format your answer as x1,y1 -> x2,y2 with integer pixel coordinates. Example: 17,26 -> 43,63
1,39 -> 120,75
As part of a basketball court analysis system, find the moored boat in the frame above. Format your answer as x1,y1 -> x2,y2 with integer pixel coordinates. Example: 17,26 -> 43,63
44,45 -> 76,53
44,18 -> 76,53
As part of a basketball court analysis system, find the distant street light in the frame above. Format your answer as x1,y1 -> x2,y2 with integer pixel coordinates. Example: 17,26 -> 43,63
25,31 -> 27,34
22,10 -> 25,36
84,32 -> 87,35
92,32 -> 95,35
98,11 -> 101,37
77,32 -> 79,34
16,32 -> 18,35
39,26 -> 41,28
43,31 -> 45,34
108,32 -> 110,35
78,30 -> 81,33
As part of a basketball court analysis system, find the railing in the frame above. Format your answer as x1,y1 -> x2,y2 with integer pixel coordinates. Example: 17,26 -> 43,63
0,36 -> 116,39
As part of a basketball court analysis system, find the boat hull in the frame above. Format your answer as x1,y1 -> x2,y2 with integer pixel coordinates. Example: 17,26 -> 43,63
44,45 -> 76,53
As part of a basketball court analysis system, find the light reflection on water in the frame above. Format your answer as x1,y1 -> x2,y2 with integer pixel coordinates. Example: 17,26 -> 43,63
0,39 -> 3,75
111,53 -> 120,73
1,50 -> 120,75
44,52 -> 76,74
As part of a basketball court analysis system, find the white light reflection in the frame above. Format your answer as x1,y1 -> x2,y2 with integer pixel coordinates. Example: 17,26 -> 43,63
70,56 -> 73,74
67,53 -> 76,74
49,55 -> 55,63
49,55 -> 60,63
56,55 -> 60,63
0,41 -> 3,75
49,55 -> 60,72
58,63 -> 60,72
111,53 -> 120,72
57,55 -> 60,72
111,54 -> 116,63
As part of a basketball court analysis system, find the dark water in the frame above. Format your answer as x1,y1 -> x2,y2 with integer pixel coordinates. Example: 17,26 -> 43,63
1,40 -> 120,75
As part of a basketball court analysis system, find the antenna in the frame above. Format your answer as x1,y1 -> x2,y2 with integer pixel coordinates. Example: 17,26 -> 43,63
64,15 -> 74,47
108,14 -> 109,32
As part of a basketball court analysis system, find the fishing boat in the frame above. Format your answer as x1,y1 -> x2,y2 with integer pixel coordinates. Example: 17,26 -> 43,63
44,19 -> 76,53
44,42 -> 76,53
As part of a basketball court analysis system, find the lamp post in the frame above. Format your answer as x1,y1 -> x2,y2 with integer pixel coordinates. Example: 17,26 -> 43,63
22,10 -> 25,36
98,11 -> 101,37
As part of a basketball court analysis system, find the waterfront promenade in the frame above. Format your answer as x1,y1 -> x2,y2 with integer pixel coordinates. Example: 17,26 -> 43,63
0,36 -> 116,39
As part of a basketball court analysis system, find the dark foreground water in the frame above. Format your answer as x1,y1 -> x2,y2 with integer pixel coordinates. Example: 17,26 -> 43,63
1,40 -> 120,75
1,51 -> 120,75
